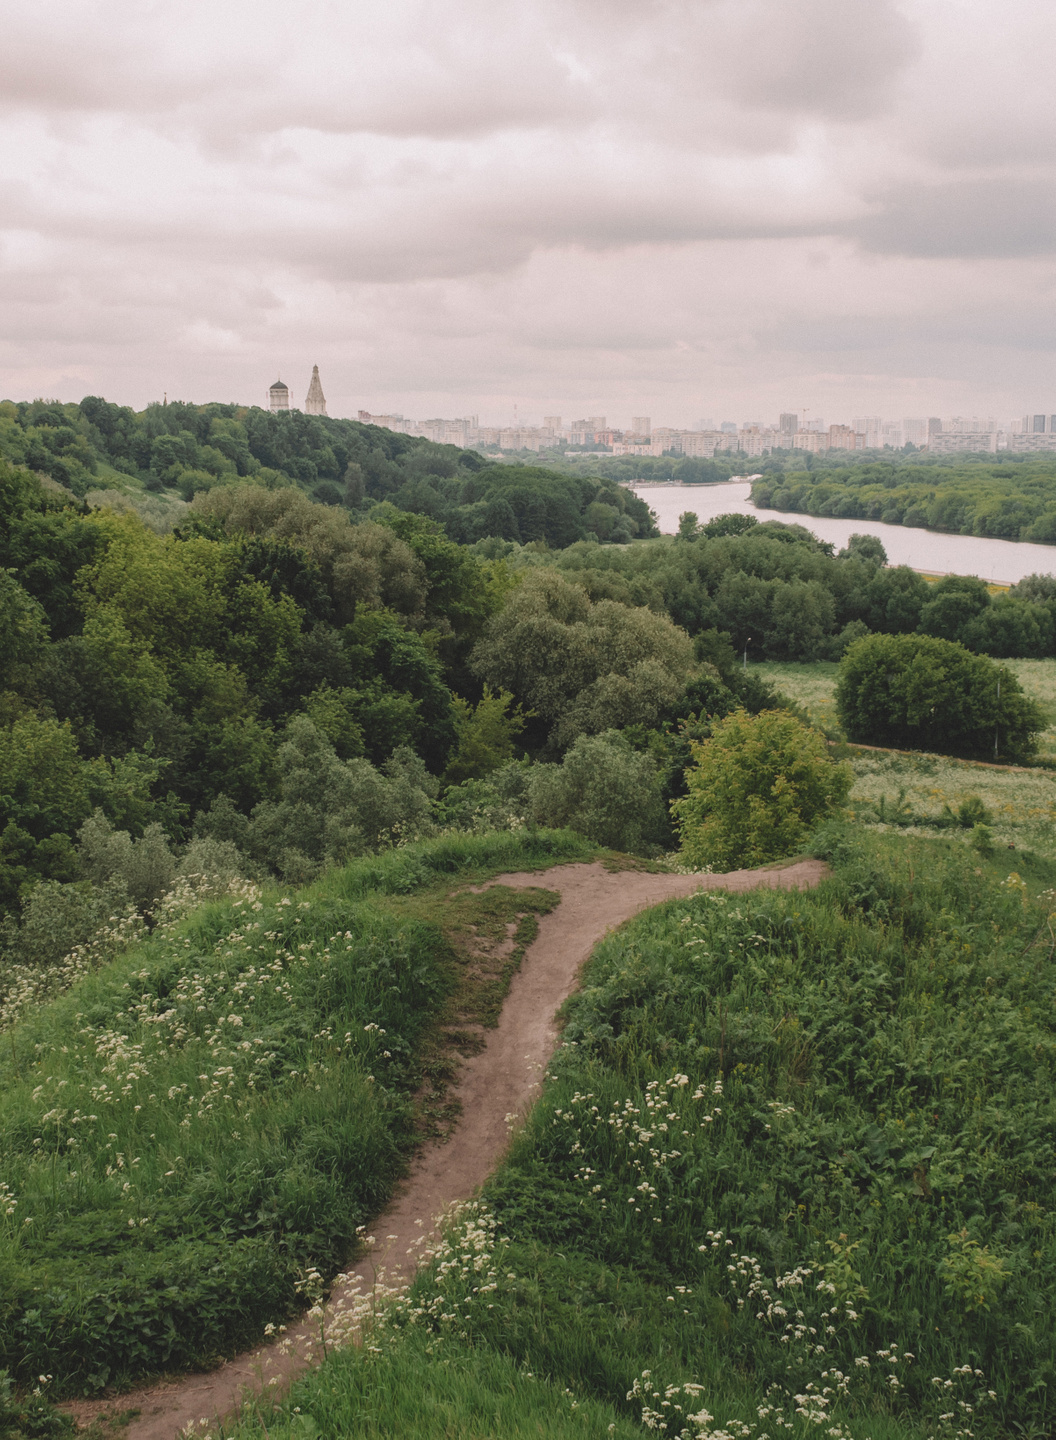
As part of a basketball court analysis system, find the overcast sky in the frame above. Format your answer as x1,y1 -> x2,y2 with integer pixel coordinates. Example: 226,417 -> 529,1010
2,0 -> 1054,428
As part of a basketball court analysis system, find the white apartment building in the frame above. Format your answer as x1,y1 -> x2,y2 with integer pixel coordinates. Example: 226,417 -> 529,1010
1008,432 -> 1056,453
853,416 -> 884,447
928,432 -> 1000,455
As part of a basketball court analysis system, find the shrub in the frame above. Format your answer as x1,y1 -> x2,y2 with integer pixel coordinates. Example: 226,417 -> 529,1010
673,708 -> 851,869
247,718 -> 438,880
77,813 -> 176,914
528,731 -> 668,853
443,686 -> 527,786
835,632 -> 1044,762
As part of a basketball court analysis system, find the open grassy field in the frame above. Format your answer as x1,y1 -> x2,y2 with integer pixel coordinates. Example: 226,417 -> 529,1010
0,830 -> 594,1394
755,659 -> 1056,858
756,657 -> 1056,762
224,829 -> 1056,1440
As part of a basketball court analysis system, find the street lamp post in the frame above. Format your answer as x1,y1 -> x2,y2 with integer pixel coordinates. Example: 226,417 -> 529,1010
994,676 -> 1000,761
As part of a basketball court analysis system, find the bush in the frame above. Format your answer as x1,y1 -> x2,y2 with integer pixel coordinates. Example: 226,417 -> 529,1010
835,632 -> 1044,762
528,731 -> 668,853
247,718 -> 438,880
77,813 -> 176,914
443,686 -> 527,786
673,708 -> 851,869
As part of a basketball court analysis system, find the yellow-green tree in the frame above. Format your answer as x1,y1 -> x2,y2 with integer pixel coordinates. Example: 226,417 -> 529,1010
443,686 -> 527,785
673,709 -> 850,870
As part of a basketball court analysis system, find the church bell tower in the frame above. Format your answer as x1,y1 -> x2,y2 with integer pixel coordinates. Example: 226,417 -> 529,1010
305,365 -> 327,416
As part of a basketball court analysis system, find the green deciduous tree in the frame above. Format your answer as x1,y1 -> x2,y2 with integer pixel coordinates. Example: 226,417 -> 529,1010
0,569 -> 48,681
529,730 -> 668,853
443,686 -> 527,785
191,485 -> 427,623
673,709 -> 851,869
836,632 -> 1044,762
471,570 -> 694,751
247,717 -> 437,881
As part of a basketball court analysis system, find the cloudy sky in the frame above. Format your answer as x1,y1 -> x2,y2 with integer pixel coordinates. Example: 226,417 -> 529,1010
2,0 -> 1054,427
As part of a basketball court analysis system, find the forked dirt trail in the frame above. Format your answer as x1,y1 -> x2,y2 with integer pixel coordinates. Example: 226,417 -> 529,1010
78,857 -> 827,1440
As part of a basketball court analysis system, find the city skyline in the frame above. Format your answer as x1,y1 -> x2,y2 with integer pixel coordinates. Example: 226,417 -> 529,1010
266,367 -> 1052,443
2,2 -> 1056,421
352,398 -> 1056,458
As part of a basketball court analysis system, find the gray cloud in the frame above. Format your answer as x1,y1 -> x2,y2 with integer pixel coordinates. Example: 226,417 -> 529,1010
851,178 -> 1056,258
1,0 -> 1055,423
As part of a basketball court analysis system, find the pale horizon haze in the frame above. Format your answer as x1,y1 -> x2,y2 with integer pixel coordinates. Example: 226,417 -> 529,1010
2,0 -> 1055,429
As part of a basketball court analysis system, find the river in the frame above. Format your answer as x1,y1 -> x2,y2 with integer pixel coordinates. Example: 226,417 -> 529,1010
631,481 -> 1056,585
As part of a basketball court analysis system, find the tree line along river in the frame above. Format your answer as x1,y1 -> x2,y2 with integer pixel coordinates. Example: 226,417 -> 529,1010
632,480 -> 1056,586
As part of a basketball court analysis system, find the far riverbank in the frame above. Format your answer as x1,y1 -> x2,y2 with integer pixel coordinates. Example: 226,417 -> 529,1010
632,480 -> 1056,585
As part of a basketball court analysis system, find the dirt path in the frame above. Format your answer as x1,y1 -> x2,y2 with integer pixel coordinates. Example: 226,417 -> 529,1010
68,857 -> 827,1440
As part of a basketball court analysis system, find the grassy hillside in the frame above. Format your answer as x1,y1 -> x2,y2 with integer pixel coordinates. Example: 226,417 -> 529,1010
0,830 -> 593,1393
224,829 -> 1056,1440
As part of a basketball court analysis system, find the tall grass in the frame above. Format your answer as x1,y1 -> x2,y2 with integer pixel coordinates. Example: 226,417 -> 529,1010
0,830 -> 594,1394
225,829 -> 1056,1440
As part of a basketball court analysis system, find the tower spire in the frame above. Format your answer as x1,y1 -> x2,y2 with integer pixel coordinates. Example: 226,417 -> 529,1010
305,365 -> 327,416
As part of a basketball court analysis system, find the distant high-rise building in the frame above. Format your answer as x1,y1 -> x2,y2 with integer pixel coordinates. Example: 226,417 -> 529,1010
269,378 -> 290,413
695,417 -> 715,431
631,416 -> 651,436
588,415 -> 606,431
829,424 -> 859,452
778,412 -> 798,435
543,416 -> 562,431
903,417 -> 941,444
854,416 -> 884,447
1034,414 -> 1048,433
305,365 -> 327,416
719,421 -> 737,433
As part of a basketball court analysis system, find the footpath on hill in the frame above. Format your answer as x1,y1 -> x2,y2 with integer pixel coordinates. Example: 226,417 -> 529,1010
67,856 -> 828,1440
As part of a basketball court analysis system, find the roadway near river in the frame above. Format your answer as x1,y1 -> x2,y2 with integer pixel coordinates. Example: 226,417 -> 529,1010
633,480 -> 1056,586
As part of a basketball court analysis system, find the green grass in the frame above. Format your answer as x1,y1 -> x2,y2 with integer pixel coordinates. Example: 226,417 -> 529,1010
755,658 -> 843,736
756,656 -> 1056,762
754,659 -> 1056,858
224,828 -> 1056,1440
0,829 -> 594,1395
845,749 -> 1056,857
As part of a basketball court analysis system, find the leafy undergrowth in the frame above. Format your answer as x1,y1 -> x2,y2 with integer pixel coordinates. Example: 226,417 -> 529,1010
0,829 -> 594,1396
225,829 -> 1056,1440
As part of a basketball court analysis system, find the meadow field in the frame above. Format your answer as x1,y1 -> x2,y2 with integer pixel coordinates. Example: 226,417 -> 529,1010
757,658 -> 1056,858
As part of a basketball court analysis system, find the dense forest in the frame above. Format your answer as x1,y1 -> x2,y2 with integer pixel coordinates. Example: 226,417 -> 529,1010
4,393 -> 1056,924
0,397 -> 655,547
750,453 -> 1056,542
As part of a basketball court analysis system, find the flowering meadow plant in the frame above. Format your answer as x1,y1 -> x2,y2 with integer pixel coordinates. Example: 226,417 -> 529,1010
226,828 -> 1056,1440
0,830 -> 589,1393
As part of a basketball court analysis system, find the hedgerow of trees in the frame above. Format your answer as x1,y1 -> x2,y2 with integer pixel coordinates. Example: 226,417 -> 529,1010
751,453 -> 1056,544
0,396 -> 657,547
